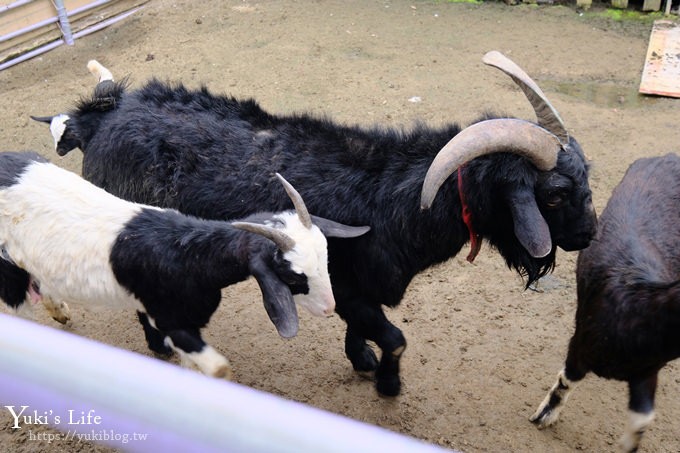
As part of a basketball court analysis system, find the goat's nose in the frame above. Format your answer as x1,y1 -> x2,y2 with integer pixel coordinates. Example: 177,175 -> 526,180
324,299 -> 336,316
323,293 -> 336,316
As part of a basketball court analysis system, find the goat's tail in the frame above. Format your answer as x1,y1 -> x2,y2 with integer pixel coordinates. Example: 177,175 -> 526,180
87,60 -> 114,83
81,60 -> 127,113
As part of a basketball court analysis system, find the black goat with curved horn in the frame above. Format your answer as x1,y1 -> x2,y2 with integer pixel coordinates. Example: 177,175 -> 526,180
32,51 -> 597,397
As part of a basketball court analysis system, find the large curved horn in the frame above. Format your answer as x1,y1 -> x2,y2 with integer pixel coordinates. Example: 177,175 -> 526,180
231,222 -> 296,252
420,118 -> 560,210
483,51 -> 569,145
275,173 -> 313,229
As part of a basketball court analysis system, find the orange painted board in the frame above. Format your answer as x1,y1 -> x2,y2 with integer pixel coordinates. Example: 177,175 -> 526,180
639,20 -> 680,98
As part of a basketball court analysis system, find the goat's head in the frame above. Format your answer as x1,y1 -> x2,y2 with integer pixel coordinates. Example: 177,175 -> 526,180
232,174 -> 370,338
31,60 -> 123,157
421,51 -> 597,284
31,114 -> 79,157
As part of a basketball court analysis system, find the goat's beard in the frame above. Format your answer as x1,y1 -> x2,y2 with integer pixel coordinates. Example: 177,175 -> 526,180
496,243 -> 557,289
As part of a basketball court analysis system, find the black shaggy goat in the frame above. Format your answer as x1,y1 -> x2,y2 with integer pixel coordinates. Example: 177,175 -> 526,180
0,151 -> 368,378
530,153 -> 680,452
34,52 -> 597,396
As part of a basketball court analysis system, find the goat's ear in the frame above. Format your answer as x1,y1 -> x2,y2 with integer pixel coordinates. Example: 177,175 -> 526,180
507,188 -> 552,258
310,215 -> 371,238
249,255 -> 299,338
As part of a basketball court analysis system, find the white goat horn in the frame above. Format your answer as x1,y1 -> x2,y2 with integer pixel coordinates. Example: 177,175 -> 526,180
483,51 -> 569,145
275,173 -> 313,229
420,118 -> 560,210
231,222 -> 296,252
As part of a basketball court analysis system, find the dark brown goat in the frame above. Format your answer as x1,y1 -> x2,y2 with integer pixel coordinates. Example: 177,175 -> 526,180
530,153 -> 680,452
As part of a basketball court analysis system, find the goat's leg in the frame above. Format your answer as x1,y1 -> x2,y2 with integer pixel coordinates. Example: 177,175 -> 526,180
345,326 -> 378,377
530,351 -> 586,428
164,328 -> 233,380
40,296 -> 70,324
619,374 -> 657,453
0,261 -> 32,316
0,266 -> 69,324
28,277 -> 69,324
137,311 -> 172,356
338,301 -> 406,396
374,324 -> 407,397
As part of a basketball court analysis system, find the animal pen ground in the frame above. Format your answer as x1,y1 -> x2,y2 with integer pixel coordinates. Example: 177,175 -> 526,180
0,1 -> 679,452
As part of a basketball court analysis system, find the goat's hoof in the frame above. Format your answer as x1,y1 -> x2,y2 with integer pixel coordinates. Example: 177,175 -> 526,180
376,375 -> 401,397
212,364 -> 233,380
52,313 -> 70,325
355,369 -> 376,380
529,407 -> 558,429
151,347 -> 173,357
48,302 -> 71,324
618,434 -> 639,453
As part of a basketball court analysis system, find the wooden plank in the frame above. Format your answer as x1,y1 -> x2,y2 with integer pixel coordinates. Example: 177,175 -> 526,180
0,0 -> 93,38
639,20 -> 680,98
0,0 -> 147,64
642,0 -> 662,10
611,0 -> 629,8
0,0 -> 53,38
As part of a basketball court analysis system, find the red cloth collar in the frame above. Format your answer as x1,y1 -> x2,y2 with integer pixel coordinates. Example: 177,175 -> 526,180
458,166 -> 482,263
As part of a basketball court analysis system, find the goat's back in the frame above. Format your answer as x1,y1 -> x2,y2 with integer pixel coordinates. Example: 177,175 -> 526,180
573,153 -> 680,377
579,153 -> 680,285
576,153 -> 680,305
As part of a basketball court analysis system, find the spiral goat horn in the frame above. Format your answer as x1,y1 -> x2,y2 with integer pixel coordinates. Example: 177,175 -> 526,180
420,51 -> 566,210
482,50 -> 569,145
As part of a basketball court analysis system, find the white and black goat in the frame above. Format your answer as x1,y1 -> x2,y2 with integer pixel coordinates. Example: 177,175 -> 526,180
530,153 -> 680,452
0,151 -> 368,378
34,52 -> 597,396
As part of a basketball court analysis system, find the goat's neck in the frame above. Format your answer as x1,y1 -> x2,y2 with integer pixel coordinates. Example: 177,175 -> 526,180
169,219 -> 255,288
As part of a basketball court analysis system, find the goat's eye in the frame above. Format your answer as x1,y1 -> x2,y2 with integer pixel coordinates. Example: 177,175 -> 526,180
545,193 -> 565,208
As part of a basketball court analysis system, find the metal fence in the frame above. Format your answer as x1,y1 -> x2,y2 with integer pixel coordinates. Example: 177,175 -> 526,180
0,0 -> 146,71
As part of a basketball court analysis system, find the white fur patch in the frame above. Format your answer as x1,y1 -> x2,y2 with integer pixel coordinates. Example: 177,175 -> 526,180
274,211 -> 335,317
164,337 -> 232,379
0,161 -> 146,310
87,60 -> 114,82
530,368 -> 578,428
619,410 -> 655,452
49,114 -> 70,151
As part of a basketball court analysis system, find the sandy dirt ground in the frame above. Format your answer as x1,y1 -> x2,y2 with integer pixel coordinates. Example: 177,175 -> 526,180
1,1 -> 679,452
